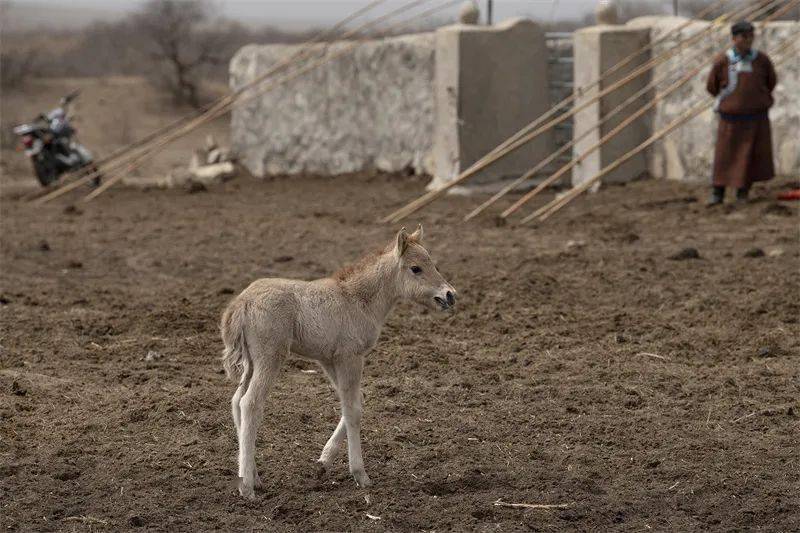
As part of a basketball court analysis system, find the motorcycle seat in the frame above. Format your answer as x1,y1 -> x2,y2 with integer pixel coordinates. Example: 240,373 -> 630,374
13,124 -> 40,135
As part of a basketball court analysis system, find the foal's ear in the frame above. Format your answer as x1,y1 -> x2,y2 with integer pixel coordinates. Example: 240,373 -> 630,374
409,223 -> 423,243
394,227 -> 409,257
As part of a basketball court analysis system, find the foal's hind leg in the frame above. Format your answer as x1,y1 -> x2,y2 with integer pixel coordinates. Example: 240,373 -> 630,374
318,417 -> 346,470
231,359 -> 252,439
317,362 -> 347,470
237,335 -> 285,500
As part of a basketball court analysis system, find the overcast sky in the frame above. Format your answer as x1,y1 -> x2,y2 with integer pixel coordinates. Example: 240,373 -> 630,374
219,1 -> 603,26
6,0 -> 606,30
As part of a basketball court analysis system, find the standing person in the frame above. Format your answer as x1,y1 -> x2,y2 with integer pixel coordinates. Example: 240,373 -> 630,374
706,21 -> 777,206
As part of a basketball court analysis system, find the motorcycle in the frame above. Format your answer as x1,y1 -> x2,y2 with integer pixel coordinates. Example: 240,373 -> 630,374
13,90 -> 99,187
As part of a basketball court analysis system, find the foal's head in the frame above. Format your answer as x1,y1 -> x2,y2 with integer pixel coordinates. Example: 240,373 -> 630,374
391,225 -> 457,311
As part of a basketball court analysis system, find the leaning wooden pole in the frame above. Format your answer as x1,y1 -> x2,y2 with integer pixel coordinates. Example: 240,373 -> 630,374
381,0 -> 776,223
78,0 -> 463,202
529,102 -> 709,224
34,0 -> 442,204
497,58 -> 708,220
81,61 -> 361,201
463,30 -> 724,222
384,0 -> 776,223
525,34 -> 800,225
448,0 -> 734,184
521,0 -> 800,222
81,0 -> 461,202
498,0 -> 789,221
464,0 -> 785,222
43,0 -> 391,193
36,0 -> 414,204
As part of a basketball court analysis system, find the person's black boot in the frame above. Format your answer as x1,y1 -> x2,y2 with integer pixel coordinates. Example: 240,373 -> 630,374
735,186 -> 750,204
706,186 -> 724,207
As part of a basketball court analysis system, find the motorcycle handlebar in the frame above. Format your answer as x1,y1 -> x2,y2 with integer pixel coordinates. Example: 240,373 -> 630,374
61,89 -> 81,105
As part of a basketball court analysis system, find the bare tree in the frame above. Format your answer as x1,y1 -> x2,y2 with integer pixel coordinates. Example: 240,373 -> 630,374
134,0 -> 225,107
0,47 -> 40,89
1,2 -> 40,88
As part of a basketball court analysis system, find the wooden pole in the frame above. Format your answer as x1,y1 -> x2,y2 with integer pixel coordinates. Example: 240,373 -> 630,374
383,0 -> 738,224
381,0 -> 773,223
43,0 -> 391,193
77,0 -> 465,202
381,0 -> 745,223
34,0 -> 445,204
47,108 -> 207,189
464,0 -> 786,221
525,0 -> 800,222
522,2 -> 800,222
499,60 -> 704,220
491,0 -> 731,156
525,34 -> 799,225
463,23 -> 725,222
39,0 -> 412,204
528,99 -> 710,224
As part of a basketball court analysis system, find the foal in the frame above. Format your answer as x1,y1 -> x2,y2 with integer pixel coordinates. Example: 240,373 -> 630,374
220,226 -> 456,499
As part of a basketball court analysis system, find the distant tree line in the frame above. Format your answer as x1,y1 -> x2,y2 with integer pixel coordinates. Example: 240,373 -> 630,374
2,0 -> 796,104
1,0 -> 335,105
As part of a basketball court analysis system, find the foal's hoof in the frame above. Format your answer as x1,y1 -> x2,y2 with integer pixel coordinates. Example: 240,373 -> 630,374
237,476 -> 259,501
239,483 -> 258,501
353,470 -> 372,488
314,461 -> 328,479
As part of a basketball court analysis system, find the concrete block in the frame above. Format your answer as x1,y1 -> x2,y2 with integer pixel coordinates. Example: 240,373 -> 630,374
230,33 -> 435,178
571,25 -> 651,186
430,18 -> 554,189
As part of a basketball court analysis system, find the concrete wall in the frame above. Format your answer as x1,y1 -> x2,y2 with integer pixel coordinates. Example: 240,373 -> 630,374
231,19 -> 558,184
230,34 -> 435,177
430,18 -> 554,189
571,25 -> 651,186
627,17 -> 800,181
231,16 -> 797,185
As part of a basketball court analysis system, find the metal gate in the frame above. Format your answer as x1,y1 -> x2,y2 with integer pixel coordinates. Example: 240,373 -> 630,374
546,32 -> 574,166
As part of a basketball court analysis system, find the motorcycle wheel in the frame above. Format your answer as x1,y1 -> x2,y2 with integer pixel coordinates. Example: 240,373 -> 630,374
33,156 -> 59,187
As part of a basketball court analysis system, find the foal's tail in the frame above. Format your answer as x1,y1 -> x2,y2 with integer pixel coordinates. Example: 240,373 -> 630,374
220,300 -> 250,382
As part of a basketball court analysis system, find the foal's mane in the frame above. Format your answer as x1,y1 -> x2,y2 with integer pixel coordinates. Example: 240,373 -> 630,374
332,236 -> 421,282
333,249 -> 384,282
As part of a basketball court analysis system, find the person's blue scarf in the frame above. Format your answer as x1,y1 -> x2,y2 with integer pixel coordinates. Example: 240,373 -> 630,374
714,47 -> 759,111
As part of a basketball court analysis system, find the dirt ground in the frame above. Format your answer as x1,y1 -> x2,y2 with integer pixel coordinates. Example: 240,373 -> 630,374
1,162 -> 798,531
1,75 -> 799,532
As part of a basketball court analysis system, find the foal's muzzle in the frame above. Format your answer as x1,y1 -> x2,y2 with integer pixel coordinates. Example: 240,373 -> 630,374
434,290 -> 456,310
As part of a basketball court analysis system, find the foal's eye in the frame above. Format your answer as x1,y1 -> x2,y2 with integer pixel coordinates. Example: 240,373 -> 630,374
410,266 -> 422,274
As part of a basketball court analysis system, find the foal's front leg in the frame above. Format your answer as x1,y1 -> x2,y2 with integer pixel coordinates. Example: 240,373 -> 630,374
337,357 -> 371,487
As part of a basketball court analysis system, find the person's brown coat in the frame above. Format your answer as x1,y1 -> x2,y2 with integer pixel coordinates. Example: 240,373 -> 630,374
706,51 -> 777,188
